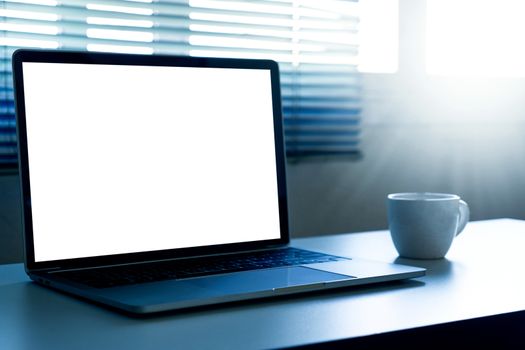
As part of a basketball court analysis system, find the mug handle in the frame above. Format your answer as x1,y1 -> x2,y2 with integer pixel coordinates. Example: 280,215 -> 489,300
456,200 -> 470,236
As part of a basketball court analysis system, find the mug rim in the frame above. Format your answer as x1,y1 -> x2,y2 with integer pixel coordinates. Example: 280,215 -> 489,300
388,192 -> 460,201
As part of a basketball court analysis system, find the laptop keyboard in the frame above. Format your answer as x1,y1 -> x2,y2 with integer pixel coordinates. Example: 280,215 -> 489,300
55,248 -> 349,289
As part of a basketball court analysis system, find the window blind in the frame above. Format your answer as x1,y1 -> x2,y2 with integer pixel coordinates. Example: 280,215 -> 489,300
1,0 -> 361,166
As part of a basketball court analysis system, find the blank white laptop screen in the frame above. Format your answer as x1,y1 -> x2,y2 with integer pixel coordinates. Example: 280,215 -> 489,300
22,62 -> 281,262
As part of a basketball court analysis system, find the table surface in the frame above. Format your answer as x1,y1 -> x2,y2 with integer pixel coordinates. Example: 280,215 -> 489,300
1,219 -> 525,349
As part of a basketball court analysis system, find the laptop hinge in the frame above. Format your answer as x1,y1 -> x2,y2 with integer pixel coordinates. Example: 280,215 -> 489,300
30,267 -> 62,273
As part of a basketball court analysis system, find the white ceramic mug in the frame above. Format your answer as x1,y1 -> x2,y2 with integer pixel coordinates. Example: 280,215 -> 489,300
387,193 -> 470,259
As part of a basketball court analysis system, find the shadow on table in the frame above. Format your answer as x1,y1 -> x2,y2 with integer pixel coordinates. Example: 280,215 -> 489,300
393,257 -> 453,277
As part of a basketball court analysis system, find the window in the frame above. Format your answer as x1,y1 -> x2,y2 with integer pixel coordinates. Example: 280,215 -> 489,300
426,0 -> 525,77
1,0 -> 362,166
357,0 -> 398,74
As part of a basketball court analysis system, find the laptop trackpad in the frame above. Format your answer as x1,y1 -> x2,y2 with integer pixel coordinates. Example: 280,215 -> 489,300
188,267 -> 349,294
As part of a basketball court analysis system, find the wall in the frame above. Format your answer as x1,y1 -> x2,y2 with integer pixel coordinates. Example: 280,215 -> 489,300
0,174 -> 22,263
286,0 -> 525,236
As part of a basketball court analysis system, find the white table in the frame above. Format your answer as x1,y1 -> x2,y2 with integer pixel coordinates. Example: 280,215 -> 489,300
1,219 -> 525,349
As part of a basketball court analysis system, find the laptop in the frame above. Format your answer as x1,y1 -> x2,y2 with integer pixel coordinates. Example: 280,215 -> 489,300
12,49 -> 425,314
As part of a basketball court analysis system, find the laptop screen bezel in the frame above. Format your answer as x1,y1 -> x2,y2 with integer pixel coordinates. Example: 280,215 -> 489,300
13,49 -> 290,272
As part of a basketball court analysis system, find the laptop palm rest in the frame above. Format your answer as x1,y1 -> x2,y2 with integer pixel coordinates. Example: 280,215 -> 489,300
96,267 -> 349,313
189,266 -> 349,292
